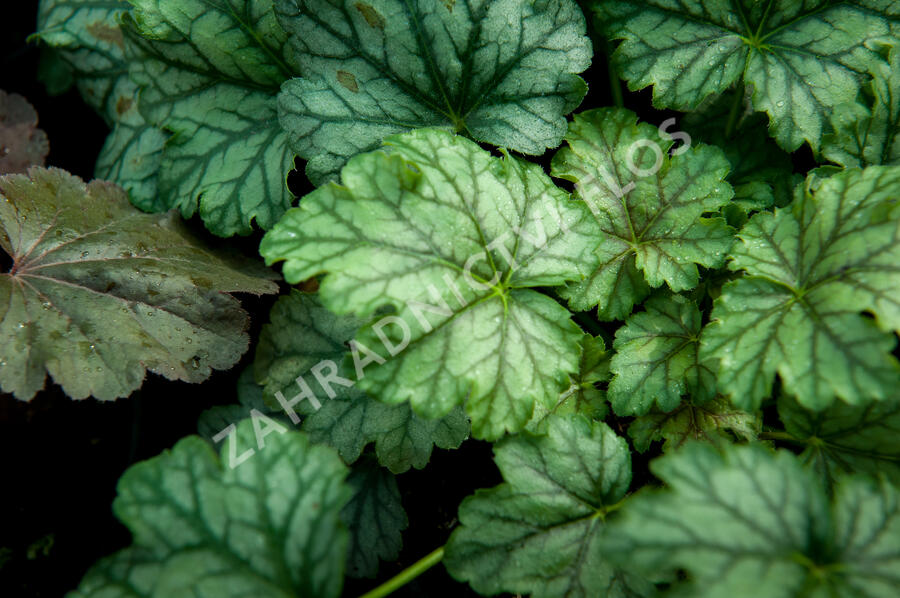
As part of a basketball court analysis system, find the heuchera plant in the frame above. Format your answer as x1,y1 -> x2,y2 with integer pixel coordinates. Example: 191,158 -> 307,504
2,0 -> 899,596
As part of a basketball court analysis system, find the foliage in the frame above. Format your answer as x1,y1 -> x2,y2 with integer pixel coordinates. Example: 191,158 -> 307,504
10,0 -> 900,596
0,90 -> 49,174
0,167 -> 276,400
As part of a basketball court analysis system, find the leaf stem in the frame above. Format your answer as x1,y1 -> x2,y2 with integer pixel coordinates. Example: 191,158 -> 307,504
758,430 -> 804,444
358,546 -> 445,598
724,83 -> 744,138
607,52 -> 624,108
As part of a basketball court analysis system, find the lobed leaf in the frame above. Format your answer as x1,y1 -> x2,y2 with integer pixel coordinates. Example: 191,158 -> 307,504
628,396 -> 760,453
275,0 -> 592,183
778,393 -> 900,488
444,415 -> 652,598
526,333 -> 610,433
0,167 -> 277,401
552,107 -> 735,320
824,45 -> 900,168
254,291 -> 469,473
701,166 -> 900,412
595,0 -> 900,151
609,293 -> 715,416
36,0 -> 167,208
604,442 -> 900,598
69,421 -> 351,598
261,129 -> 598,439
122,0 -> 297,236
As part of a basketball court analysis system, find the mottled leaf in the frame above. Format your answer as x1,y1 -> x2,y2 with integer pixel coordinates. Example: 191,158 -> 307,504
123,0 -> 297,235
36,0 -> 166,208
778,393 -> 900,487
595,0 -> 900,151
527,334 -> 610,433
824,45 -> 900,168
552,108 -> 734,320
604,443 -> 900,598
701,166 -> 900,411
445,415 -> 652,598
0,167 -> 276,401
628,396 -> 760,453
275,0 -> 592,183
609,293 -> 715,416
342,456 -> 408,578
262,129 -> 598,439
254,290 -> 469,473
69,421 -> 351,598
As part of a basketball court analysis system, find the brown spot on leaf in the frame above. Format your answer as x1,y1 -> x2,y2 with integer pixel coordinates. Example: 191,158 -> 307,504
115,96 -> 134,117
86,22 -> 125,50
442,0 -> 456,11
354,2 -> 385,29
337,70 -> 359,93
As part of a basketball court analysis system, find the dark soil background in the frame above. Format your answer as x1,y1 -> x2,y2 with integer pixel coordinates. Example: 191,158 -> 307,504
1,2 -> 812,597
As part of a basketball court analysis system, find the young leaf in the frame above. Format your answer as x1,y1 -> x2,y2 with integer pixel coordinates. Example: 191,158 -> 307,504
0,167 -> 277,401
628,396 -> 760,453
603,443 -> 900,598
122,0 -> 297,236
70,421 -> 351,598
36,0 -> 166,208
526,334 -> 610,433
261,129 -> 598,440
824,45 -> 900,168
701,166 -> 900,412
342,456 -> 408,579
275,0 -> 592,183
551,108 -> 734,320
595,0 -> 900,151
777,393 -> 900,487
609,293 -> 715,416
444,415 -> 652,598
254,291 -> 469,473
0,91 -> 49,174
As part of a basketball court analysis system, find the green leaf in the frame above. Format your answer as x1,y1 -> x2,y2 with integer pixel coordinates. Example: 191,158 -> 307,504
628,396 -> 760,453
527,334 -> 610,433
94,101 -> 168,213
603,443 -> 900,598
262,129 -> 598,440
69,421 -> 351,598
609,293 -> 715,416
824,45 -> 900,168
444,415 -> 652,598
777,393 -> 900,488
342,456 -> 408,578
701,166 -> 900,412
275,0 -> 592,184
254,290 -> 469,473
551,108 -> 735,320
36,0 -> 166,208
681,88 -> 798,221
36,0 -> 133,123
0,91 -> 49,175
122,0 -> 297,236
0,167 -> 277,401
595,0 -> 900,151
